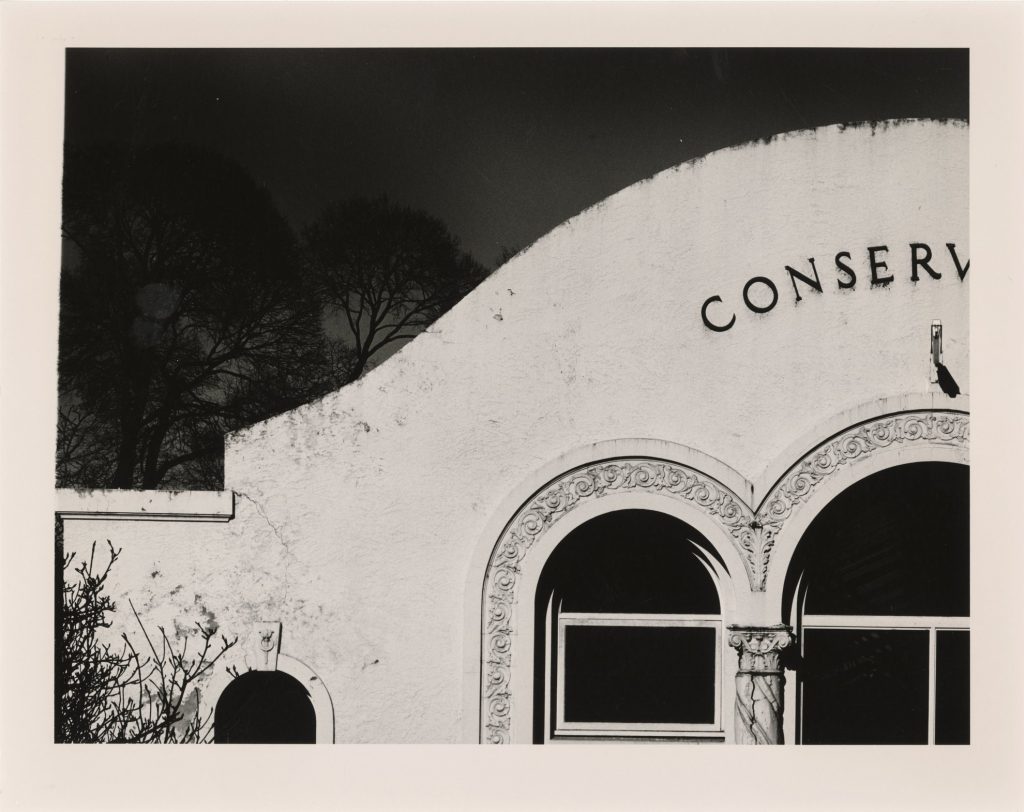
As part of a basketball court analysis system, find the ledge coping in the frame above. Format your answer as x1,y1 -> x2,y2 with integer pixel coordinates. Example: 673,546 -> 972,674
55,488 -> 235,522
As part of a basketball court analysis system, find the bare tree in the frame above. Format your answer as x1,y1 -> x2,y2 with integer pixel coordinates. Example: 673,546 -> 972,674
303,197 -> 490,380
55,401 -> 116,488
58,152 -> 488,490
59,143 -> 344,489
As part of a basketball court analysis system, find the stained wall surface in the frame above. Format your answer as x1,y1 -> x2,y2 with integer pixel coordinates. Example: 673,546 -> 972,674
61,119 -> 969,743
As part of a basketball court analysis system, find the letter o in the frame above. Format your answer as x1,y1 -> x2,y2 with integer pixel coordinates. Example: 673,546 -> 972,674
742,276 -> 779,314
701,295 -> 735,332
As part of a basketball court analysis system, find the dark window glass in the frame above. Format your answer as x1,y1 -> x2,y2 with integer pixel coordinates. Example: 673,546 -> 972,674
532,509 -> 723,741
214,671 -> 316,744
936,630 -> 970,744
563,625 -> 716,724
801,629 -> 929,744
798,463 -> 969,617
543,509 -> 720,614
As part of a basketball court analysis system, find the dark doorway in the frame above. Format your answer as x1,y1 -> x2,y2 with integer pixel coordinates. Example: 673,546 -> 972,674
214,670 -> 316,744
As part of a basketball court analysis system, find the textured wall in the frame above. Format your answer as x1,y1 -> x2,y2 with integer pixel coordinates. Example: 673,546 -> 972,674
62,119 -> 968,742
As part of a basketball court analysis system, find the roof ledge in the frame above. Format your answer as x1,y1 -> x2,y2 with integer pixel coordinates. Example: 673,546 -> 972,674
55,488 -> 235,522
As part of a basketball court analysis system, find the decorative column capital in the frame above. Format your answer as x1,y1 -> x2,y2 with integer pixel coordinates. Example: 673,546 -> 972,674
727,625 -> 795,745
727,625 -> 794,673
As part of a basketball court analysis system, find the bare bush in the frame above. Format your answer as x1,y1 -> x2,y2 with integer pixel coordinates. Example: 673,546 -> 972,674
58,540 -> 236,743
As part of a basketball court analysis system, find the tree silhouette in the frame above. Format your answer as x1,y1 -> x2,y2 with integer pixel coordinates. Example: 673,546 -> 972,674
59,144 -> 344,489
58,150 -> 491,490
303,197 -> 489,380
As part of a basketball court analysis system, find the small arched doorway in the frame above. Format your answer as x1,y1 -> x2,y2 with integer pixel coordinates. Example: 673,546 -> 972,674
532,509 -> 728,743
214,670 -> 317,744
784,462 -> 969,744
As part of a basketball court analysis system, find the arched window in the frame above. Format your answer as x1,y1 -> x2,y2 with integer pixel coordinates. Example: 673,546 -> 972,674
785,462 -> 969,744
533,509 -> 726,743
214,670 -> 317,744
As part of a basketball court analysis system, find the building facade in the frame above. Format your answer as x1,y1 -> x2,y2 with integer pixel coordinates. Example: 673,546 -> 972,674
58,119 -> 969,744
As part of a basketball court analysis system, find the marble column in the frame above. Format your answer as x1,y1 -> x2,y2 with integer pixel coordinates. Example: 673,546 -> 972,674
727,625 -> 794,744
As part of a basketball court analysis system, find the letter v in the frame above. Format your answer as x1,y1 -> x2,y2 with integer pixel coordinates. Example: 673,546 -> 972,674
947,243 -> 970,280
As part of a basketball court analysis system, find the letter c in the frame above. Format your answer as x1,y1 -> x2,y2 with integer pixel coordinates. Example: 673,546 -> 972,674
701,295 -> 736,332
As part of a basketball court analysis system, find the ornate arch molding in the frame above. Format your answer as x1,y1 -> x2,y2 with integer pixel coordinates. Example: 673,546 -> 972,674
480,457 -> 755,744
478,410 -> 969,744
751,409 -> 969,588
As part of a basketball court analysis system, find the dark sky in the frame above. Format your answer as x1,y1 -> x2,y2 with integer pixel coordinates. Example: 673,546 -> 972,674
64,48 -> 967,266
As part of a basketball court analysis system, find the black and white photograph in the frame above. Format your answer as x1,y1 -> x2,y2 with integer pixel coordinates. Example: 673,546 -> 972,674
52,43 -> 971,747
2,3 -> 1022,810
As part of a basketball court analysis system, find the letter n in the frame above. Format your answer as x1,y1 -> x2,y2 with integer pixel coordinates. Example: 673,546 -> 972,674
787,259 -> 823,303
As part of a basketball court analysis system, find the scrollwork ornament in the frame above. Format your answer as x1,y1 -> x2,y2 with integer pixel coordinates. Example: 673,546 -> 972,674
756,412 -> 968,534
728,625 -> 794,673
480,411 -> 968,742
481,457 -> 754,742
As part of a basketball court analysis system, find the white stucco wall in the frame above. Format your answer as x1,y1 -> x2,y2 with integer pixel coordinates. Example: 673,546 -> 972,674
61,119 -> 968,743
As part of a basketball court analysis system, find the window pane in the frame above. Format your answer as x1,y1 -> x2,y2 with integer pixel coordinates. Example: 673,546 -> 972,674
936,630 -> 970,744
563,625 -> 716,724
801,629 -> 928,744
798,463 -> 969,617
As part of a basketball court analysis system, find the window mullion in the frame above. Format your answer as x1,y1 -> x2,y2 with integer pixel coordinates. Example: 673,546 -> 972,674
928,627 -> 937,745
714,622 -> 722,729
544,592 -> 555,742
556,612 -> 567,732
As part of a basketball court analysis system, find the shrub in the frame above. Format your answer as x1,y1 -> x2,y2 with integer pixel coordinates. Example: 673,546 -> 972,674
58,539 -> 236,743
